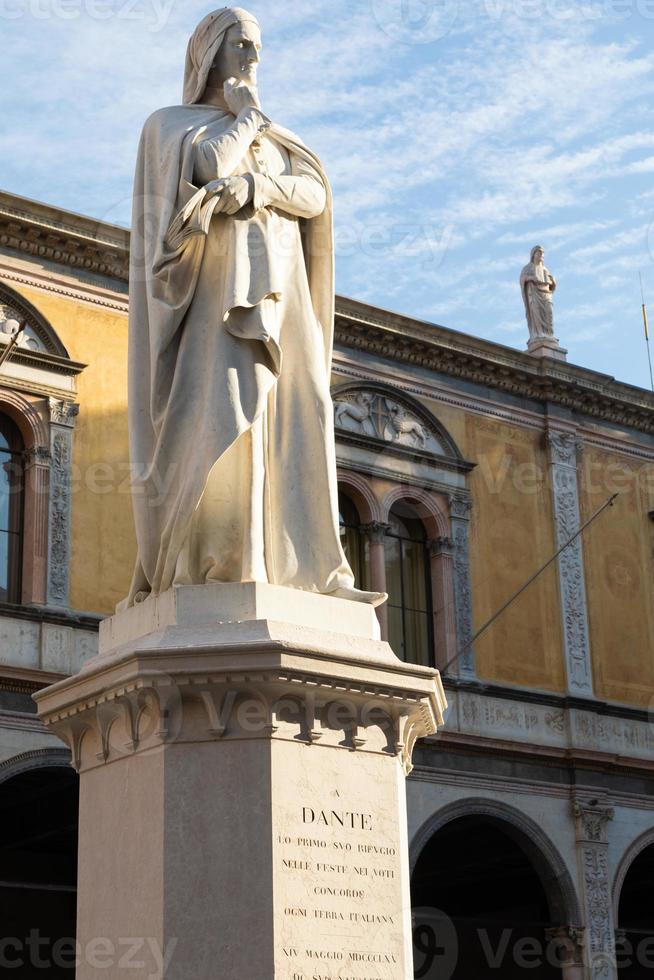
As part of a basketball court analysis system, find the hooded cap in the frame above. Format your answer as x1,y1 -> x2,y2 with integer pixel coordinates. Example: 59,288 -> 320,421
183,7 -> 260,105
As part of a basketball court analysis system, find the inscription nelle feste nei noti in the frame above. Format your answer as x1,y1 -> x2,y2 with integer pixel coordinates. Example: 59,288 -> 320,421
275,799 -> 407,980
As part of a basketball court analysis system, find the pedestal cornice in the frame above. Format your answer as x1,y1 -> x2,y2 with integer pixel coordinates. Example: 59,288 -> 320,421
35,585 -> 446,778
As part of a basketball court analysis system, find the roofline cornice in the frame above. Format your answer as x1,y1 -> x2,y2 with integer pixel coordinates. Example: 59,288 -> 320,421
1,189 -> 653,432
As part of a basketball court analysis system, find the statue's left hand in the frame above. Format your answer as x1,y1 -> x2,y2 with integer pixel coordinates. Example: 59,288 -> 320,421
206,176 -> 254,215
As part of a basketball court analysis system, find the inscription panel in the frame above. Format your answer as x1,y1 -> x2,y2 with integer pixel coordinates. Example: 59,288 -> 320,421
273,744 -> 410,979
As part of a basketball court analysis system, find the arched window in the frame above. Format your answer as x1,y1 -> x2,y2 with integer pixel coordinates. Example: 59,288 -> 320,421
338,492 -> 370,591
384,503 -> 432,666
617,841 -> 654,976
412,815 -> 568,977
0,415 -> 24,604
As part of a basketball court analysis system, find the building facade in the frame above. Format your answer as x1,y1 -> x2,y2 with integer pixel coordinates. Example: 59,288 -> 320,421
0,189 -> 652,978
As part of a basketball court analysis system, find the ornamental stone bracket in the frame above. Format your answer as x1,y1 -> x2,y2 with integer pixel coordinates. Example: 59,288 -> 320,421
573,796 -> 616,980
449,494 -> 475,678
35,583 -> 447,778
47,398 -> 79,607
547,430 -> 594,697
37,666 -> 440,778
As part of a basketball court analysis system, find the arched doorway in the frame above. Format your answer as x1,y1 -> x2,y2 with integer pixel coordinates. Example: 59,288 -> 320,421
617,841 -> 654,976
0,760 -> 79,976
411,811 -> 578,979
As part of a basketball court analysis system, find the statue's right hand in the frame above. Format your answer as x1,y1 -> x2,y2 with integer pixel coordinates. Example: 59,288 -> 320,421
205,179 -> 228,201
224,77 -> 261,116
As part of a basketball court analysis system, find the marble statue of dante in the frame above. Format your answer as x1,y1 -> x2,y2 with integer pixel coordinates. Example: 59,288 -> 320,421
122,7 -> 383,608
520,245 -> 557,341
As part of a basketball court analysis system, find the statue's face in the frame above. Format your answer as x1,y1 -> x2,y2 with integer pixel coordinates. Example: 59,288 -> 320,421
211,21 -> 262,85
533,248 -> 544,263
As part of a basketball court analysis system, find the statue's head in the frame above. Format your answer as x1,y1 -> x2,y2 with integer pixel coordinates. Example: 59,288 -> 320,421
531,245 -> 544,264
183,7 -> 261,105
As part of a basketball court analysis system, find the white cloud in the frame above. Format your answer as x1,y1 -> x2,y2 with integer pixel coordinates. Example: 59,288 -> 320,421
1,0 -> 653,385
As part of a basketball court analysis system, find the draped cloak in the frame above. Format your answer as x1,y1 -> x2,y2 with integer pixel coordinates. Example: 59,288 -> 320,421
121,102 -> 341,606
520,255 -> 556,341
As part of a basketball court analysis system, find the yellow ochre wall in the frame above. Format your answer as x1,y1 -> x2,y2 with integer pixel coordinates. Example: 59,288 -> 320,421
13,284 -> 134,614
580,444 -> 654,706
9,283 -> 654,706
462,413 -> 566,693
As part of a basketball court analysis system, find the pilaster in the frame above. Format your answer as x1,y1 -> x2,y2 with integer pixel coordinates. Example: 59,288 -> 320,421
547,429 -> 594,696
47,399 -> 78,607
449,494 -> 475,678
573,796 -> 616,979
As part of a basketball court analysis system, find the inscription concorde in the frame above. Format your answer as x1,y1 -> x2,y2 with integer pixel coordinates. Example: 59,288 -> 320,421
275,801 -> 406,980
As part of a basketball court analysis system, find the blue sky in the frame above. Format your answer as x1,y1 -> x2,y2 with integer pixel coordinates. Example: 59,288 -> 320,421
3,0 -> 654,389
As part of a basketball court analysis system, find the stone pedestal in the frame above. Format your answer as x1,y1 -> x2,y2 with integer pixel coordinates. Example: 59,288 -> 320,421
527,336 -> 568,361
35,583 -> 446,980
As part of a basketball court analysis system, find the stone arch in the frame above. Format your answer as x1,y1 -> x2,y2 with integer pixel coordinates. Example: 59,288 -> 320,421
0,388 -> 49,449
337,469 -> 382,524
0,746 -> 72,785
0,281 -> 69,356
0,391 -> 51,605
382,484 -> 450,539
411,797 -> 582,926
332,380 -> 466,461
612,827 -> 654,919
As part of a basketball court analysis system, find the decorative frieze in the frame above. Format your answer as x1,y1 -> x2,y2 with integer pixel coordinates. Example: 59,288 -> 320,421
547,430 -> 594,697
334,305 -> 654,437
444,685 -> 654,764
0,200 -> 129,282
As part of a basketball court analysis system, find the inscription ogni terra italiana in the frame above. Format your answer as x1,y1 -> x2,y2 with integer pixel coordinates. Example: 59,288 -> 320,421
274,793 -> 407,980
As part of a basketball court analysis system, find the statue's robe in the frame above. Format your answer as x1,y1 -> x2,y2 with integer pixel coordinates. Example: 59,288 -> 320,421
520,260 -> 556,340
122,102 -> 354,605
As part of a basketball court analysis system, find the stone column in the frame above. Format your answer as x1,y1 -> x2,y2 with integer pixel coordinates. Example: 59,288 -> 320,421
21,445 -> 51,605
573,797 -> 616,979
36,583 -> 446,980
449,495 -> 475,677
427,536 -> 457,671
360,521 -> 391,637
47,399 -> 79,608
547,431 -> 594,697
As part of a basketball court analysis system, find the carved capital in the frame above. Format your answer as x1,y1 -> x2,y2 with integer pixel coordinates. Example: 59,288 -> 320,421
23,445 -> 51,467
360,521 -> 392,545
574,798 -> 614,844
544,926 -> 586,967
450,495 -> 472,520
49,398 -> 80,428
547,429 -> 582,466
428,536 -> 454,558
